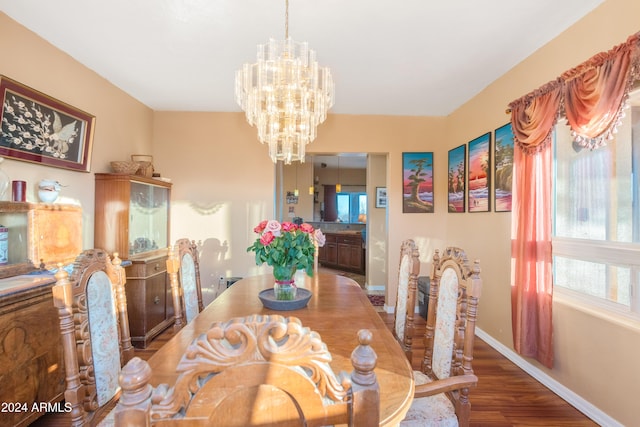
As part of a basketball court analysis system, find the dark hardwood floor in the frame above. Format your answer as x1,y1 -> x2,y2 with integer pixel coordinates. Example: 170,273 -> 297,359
34,303 -> 598,426
378,313 -> 598,427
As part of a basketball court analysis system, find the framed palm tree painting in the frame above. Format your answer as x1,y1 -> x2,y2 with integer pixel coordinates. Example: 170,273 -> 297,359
447,144 -> 466,213
402,152 -> 433,213
494,123 -> 514,212
467,132 -> 491,212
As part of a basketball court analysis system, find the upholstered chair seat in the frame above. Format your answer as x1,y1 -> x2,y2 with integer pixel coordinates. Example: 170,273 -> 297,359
401,369 -> 458,426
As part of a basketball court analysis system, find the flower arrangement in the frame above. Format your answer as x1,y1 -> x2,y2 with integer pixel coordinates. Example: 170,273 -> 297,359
247,220 -> 325,282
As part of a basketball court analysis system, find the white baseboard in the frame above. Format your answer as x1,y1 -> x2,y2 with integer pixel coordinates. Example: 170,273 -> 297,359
475,328 -> 622,427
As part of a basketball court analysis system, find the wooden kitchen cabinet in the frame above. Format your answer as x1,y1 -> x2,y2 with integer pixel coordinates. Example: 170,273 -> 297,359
318,232 -> 364,274
94,174 -> 173,348
319,233 -> 338,265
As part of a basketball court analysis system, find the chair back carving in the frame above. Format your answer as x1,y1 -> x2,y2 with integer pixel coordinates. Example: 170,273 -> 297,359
52,249 -> 134,426
416,246 -> 482,426
168,239 -> 204,328
394,239 -> 420,362
114,315 -> 380,426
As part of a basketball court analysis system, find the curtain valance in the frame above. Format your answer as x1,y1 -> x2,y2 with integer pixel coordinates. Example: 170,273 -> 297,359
509,31 -> 640,153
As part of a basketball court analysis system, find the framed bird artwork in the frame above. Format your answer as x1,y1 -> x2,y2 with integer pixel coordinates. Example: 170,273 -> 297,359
0,75 -> 95,172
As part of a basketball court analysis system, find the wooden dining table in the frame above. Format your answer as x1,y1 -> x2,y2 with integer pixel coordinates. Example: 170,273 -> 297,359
144,273 -> 414,426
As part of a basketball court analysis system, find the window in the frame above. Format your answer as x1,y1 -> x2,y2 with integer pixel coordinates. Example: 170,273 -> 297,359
336,192 -> 367,223
553,89 -> 640,318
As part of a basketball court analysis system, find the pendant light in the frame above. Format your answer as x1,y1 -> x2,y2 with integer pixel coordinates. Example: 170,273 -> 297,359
294,163 -> 299,197
335,156 -> 341,193
308,155 -> 314,195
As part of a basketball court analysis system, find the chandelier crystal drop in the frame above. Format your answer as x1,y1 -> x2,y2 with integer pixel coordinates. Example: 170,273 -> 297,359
235,0 -> 334,164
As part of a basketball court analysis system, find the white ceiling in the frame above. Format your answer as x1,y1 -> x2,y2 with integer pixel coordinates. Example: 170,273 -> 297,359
0,0 -> 604,117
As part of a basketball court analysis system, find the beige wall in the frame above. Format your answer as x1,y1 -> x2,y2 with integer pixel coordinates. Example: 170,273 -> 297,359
445,0 -> 640,425
366,154 -> 388,290
153,112 -> 447,300
152,112 -> 275,297
0,13 -> 154,249
3,0 -> 640,423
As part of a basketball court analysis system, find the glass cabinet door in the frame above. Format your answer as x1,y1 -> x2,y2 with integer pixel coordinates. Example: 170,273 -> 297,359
129,182 -> 169,256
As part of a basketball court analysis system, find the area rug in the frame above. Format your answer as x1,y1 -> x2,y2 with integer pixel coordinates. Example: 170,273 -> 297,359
367,294 -> 385,307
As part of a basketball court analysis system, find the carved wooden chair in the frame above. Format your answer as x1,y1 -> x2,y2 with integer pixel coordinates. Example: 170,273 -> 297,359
52,249 -> 134,426
394,238 -> 421,362
113,315 -> 380,426
167,238 -> 204,329
400,247 -> 482,427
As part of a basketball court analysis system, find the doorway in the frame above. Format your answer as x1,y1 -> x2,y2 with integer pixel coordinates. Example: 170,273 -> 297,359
275,153 -> 388,292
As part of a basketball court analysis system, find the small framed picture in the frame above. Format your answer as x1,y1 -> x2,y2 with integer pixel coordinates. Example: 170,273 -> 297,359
286,191 -> 298,204
375,187 -> 387,208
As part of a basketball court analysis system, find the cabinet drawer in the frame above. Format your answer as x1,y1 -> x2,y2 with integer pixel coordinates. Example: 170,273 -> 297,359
127,255 -> 167,278
324,234 -> 338,243
337,235 -> 361,245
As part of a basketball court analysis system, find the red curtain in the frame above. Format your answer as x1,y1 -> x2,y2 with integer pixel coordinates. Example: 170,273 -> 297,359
510,144 -> 553,368
563,33 -> 640,149
507,31 -> 640,368
509,80 -> 562,155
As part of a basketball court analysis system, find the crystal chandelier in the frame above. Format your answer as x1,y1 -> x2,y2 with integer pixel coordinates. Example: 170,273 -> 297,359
235,0 -> 334,164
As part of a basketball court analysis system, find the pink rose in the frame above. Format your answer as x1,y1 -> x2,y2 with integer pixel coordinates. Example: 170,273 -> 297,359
313,229 -> 326,247
260,231 -> 275,246
281,222 -> 297,232
254,220 -> 268,234
299,223 -> 314,234
264,220 -> 282,237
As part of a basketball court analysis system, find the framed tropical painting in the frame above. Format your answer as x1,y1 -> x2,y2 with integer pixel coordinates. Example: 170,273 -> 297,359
494,122 -> 514,212
402,152 -> 434,213
467,132 -> 491,212
447,144 -> 466,213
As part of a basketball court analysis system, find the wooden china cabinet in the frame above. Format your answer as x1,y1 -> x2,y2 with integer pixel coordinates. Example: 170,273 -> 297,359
94,173 -> 173,348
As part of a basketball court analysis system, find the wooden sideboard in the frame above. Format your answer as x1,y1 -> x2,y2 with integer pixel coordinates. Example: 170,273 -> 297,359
0,202 -> 83,426
124,250 -> 174,348
318,232 -> 365,274
0,275 -> 65,427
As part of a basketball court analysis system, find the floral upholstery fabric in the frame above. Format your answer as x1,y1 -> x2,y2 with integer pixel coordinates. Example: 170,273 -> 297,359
400,370 -> 458,427
180,254 -> 199,323
395,254 -> 410,340
86,271 -> 121,407
432,268 -> 458,379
